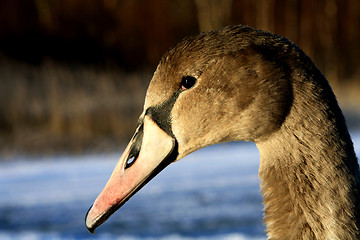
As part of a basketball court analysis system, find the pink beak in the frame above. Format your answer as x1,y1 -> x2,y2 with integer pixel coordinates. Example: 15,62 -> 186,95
85,115 -> 176,233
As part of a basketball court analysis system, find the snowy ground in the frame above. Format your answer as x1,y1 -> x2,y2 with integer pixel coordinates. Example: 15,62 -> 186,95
1,131 -> 360,240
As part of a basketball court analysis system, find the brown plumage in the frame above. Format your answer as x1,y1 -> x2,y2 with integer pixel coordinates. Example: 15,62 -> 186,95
86,25 -> 360,239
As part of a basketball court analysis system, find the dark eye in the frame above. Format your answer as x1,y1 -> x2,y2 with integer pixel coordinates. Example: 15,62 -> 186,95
181,76 -> 197,90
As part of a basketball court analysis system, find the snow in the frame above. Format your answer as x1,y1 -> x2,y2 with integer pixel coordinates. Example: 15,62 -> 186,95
0,130 -> 359,240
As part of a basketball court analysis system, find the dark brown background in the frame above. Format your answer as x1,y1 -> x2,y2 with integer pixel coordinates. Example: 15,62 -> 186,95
1,0 -> 359,154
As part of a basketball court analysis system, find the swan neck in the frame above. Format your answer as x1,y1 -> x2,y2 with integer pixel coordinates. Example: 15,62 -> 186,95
256,107 -> 360,238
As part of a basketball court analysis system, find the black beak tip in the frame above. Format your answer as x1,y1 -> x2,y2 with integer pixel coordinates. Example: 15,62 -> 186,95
87,226 -> 95,234
85,205 -> 96,234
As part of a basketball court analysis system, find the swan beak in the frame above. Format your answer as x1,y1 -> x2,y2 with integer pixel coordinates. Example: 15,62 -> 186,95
85,115 -> 176,233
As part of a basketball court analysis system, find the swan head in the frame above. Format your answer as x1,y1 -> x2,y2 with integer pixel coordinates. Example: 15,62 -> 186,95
85,25 -> 293,232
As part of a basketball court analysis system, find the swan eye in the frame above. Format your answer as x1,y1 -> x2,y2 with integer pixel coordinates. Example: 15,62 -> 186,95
181,76 -> 197,90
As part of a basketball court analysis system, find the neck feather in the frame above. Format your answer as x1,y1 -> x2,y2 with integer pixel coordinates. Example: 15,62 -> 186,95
256,78 -> 360,239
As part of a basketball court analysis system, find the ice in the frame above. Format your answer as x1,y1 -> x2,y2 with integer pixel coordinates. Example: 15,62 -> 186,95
0,130 -> 359,240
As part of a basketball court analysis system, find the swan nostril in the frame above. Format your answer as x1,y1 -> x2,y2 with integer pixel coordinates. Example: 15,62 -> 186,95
125,122 -> 143,170
125,155 -> 137,169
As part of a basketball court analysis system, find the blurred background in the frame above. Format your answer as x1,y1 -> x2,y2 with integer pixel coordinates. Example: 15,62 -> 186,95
1,1 -> 360,240
1,0 -> 359,155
